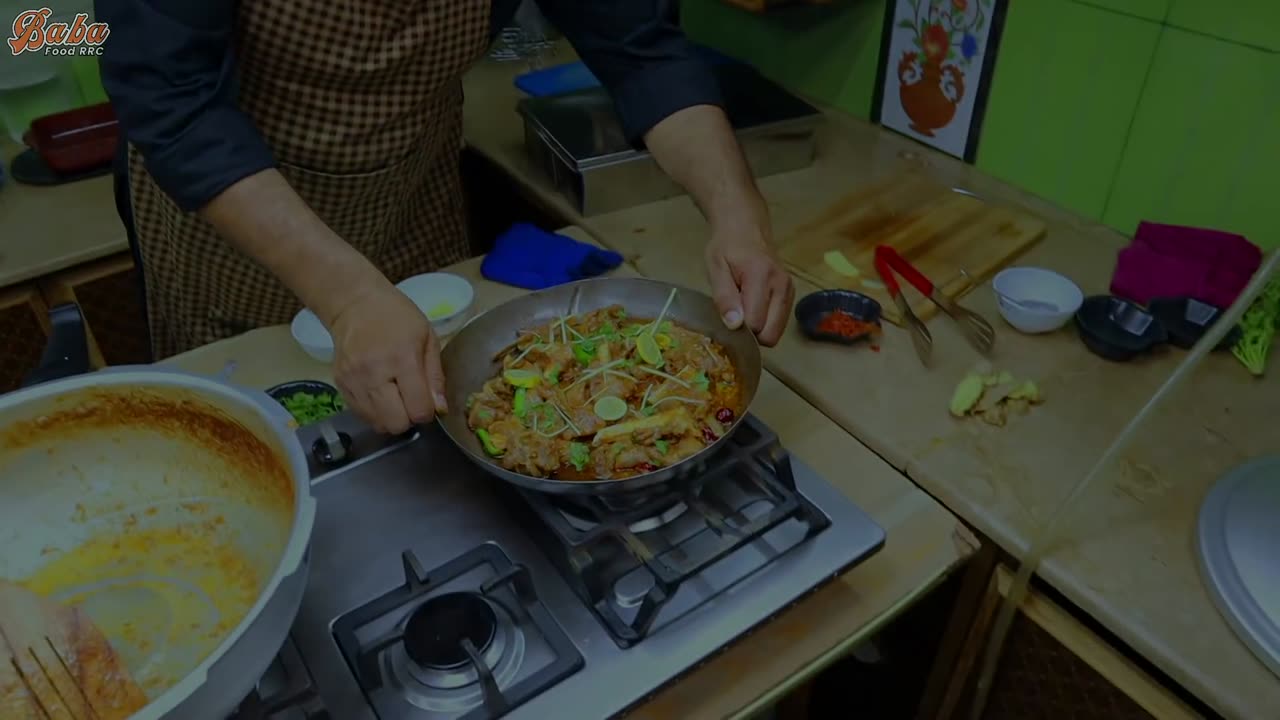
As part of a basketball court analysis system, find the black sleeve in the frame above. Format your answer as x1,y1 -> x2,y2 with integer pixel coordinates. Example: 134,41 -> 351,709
532,0 -> 723,144
95,0 -> 275,212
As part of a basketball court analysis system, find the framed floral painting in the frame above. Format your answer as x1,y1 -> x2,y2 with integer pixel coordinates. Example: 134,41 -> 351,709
872,0 -> 1008,161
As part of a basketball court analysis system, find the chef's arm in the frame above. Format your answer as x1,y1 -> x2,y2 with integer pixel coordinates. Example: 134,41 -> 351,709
199,173 -> 390,325
533,0 -> 766,239
642,105 -> 770,244
96,0 -> 385,325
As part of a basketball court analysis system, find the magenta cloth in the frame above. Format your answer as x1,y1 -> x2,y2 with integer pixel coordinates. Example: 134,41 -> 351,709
1110,221 -> 1261,309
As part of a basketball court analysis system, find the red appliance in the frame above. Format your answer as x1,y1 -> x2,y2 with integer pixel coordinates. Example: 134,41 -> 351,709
23,102 -> 118,175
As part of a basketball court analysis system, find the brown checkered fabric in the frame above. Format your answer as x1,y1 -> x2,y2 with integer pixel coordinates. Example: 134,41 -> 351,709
127,0 -> 492,358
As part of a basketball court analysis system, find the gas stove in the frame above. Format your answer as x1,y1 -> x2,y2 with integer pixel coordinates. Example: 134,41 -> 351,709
228,411 -> 885,720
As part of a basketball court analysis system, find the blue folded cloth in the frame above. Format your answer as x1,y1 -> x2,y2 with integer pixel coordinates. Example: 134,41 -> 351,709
481,223 -> 624,290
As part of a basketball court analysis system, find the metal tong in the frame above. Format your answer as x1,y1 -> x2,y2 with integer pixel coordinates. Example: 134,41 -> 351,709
873,245 -> 996,365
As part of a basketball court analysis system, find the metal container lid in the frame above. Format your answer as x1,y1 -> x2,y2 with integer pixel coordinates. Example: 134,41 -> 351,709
1197,454 -> 1280,679
517,62 -> 822,172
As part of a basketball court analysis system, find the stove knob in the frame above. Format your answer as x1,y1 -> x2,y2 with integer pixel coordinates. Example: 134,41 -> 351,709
312,428 -> 353,467
613,568 -> 657,609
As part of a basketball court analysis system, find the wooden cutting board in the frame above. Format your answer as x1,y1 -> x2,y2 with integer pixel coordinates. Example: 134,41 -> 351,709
779,172 -> 1047,325
0,580 -> 149,720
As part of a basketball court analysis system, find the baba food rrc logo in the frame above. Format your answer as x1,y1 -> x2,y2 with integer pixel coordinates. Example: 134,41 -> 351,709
8,7 -> 110,56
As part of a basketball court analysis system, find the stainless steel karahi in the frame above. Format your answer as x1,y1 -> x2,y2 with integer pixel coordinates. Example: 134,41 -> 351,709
439,277 -> 762,498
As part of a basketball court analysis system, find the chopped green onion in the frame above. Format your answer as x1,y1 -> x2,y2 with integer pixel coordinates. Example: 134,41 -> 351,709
692,371 -> 710,392
569,442 -> 591,471
543,364 -> 561,384
278,390 -> 345,425
476,428 -> 504,456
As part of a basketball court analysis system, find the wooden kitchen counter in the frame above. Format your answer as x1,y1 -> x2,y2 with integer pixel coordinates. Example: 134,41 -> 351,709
0,140 -> 125,288
461,54 -> 1280,719
165,229 -> 975,719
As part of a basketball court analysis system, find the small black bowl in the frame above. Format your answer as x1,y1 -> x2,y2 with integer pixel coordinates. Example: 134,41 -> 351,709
1147,296 -> 1241,351
266,380 -> 346,424
795,290 -> 883,345
266,380 -> 340,402
1075,295 -> 1168,362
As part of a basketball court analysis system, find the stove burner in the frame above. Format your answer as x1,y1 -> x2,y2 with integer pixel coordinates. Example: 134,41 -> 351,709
556,497 -> 690,534
333,546 -> 584,720
404,593 -> 498,670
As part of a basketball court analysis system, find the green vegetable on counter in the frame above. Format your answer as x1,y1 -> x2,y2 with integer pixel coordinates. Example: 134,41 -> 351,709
279,390 -> 345,425
1231,279 -> 1280,376
569,442 -> 590,471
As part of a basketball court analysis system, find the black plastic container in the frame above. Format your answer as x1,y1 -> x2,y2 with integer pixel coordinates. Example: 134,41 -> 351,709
1148,296 -> 1241,351
1075,295 -> 1168,361
795,290 -> 883,345
266,380 -> 339,402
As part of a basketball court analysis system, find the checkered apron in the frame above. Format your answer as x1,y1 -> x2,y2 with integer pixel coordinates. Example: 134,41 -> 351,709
126,0 -> 491,358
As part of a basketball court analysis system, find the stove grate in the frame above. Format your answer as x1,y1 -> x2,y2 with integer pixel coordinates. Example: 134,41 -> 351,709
517,414 -> 832,647
332,544 -> 583,720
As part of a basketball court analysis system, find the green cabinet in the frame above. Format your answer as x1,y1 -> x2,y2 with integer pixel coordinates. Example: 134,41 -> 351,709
1167,0 -> 1280,52
1102,28 -> 1280,250
975,0 -> 1162,219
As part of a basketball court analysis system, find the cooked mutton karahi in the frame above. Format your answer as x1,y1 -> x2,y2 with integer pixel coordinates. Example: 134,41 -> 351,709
465,290 -> 742,480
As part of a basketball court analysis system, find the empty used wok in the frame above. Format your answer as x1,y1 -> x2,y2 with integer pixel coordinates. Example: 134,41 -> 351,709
0,304 -> 315,720
438,277 -> 762,498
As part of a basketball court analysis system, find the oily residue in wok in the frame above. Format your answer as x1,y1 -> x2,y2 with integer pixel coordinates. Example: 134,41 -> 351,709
0,387 -> 295,513
1,387 -> 298,697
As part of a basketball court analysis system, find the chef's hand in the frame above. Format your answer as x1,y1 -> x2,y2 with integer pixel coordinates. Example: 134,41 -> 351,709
327,284 -> 447,434
705,230 -> 794,347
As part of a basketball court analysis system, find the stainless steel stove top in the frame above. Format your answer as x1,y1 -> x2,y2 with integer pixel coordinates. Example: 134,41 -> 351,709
232,412 -> 885,719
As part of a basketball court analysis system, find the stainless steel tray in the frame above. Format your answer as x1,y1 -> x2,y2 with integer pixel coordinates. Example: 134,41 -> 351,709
518,64 -> 822,215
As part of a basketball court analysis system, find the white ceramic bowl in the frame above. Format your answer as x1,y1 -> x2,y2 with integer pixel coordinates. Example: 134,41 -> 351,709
289,273 -> 475,362
290,308 -> 334,363
396,272 -> 475,337
991,266 -> 1084,334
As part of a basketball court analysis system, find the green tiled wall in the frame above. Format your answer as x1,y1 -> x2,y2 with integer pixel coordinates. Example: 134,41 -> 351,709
684,0 -> 1278,250
681,0 -> 886,119
975,0 -> 1161,220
